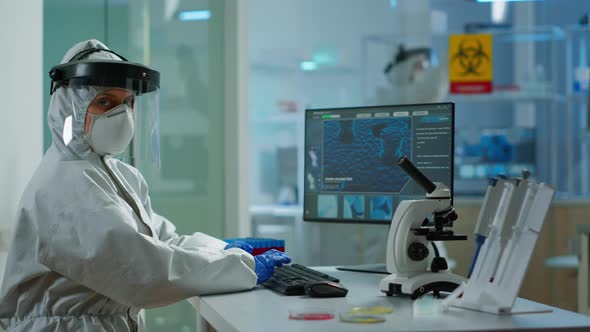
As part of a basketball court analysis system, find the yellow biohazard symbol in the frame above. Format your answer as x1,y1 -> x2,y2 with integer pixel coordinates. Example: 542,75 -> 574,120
449,34 -> 493,82
451,38 -> 490,76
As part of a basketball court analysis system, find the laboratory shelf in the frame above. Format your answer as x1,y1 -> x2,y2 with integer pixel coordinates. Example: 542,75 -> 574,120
250,204 -> 303,217
544,255 -> 579,269
449,91 -> 566,103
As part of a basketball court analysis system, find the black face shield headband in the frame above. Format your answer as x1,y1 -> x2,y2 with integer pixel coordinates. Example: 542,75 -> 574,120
49,47 -> 160,96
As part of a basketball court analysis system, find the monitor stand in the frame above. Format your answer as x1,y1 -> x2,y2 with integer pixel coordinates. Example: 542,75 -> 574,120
336,263 -> 389,274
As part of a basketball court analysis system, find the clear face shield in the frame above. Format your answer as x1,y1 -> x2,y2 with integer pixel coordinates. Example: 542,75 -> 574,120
133,87 -> 160,168
49,48 -> 161,167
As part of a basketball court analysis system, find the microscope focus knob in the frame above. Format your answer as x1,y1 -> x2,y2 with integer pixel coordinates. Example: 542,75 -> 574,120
448,210 -> 458,222
407,242 -> 429,261
430,256 -> 448,272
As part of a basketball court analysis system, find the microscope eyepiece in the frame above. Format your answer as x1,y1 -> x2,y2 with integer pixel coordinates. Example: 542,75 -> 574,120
397,156 -> 436,194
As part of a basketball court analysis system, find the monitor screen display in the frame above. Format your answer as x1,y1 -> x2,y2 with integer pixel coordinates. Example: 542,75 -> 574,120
303,103 -> 454,224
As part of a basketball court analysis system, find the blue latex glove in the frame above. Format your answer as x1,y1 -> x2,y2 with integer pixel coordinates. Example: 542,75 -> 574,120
224,241 -> 254,254
254,249 -> 291,284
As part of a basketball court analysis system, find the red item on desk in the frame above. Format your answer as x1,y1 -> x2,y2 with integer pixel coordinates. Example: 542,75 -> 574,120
252,247 -> 285,256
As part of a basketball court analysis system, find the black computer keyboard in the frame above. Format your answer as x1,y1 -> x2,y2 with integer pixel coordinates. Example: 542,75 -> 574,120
262,264 -> 340,295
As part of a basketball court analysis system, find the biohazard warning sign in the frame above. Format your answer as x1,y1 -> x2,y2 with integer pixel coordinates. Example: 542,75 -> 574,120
449,34 -> 493,94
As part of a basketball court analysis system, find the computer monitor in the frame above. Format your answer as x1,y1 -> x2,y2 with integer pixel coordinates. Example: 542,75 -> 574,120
303,103 -> 454,225
303,103 -> 455,273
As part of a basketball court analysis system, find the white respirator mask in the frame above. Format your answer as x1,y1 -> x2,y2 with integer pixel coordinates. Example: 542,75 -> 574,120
85,103 -> 134,156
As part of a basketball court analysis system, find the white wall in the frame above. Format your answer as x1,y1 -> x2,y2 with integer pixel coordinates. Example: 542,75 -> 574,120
0,1 -> 43,259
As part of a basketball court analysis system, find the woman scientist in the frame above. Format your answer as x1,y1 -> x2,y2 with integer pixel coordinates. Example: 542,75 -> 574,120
0,40 -> 290,331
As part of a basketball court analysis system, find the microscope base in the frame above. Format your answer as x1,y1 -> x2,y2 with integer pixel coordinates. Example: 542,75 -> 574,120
379,272 -> 466,300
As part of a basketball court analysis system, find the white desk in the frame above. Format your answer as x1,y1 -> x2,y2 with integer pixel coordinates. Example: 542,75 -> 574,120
188,267 -> 590,332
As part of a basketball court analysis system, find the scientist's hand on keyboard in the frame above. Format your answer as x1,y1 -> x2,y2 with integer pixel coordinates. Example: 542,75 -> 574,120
254,249 -> 291,284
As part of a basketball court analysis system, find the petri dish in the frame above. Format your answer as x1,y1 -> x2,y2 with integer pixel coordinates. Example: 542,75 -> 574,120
349,306 -> 394,315
289,308 -> 335,321
339,313 -> 386,324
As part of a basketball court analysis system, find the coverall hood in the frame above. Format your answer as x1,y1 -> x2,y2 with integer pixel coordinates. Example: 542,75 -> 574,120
47,39 -> 121,161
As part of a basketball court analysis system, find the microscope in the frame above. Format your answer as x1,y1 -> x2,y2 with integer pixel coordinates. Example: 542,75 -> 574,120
379,156 -> 467,299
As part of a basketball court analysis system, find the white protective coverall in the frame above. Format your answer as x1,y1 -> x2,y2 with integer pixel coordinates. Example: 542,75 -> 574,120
0,40 -> 257,331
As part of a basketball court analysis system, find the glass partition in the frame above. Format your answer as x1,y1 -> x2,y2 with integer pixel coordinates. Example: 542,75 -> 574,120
247,0 -> 590,270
